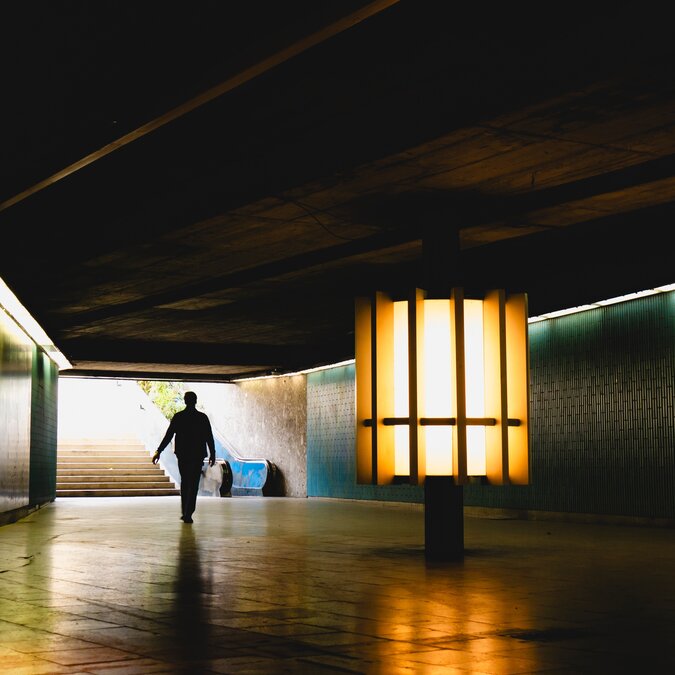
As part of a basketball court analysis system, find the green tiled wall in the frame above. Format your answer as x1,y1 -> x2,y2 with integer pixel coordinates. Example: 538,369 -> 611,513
307,364 -> 422,502
307,292 -> 675,518
29,351 -> 59,506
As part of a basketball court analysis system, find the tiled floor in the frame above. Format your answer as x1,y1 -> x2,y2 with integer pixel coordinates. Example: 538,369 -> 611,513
1,496 -> 674,674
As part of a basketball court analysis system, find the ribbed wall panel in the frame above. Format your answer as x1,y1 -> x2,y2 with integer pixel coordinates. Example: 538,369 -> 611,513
307,364 -> 421,502
0,309 -> 33,514
29,351 -> 58,506
306,292 -> 675,519
489,291 -> 675,518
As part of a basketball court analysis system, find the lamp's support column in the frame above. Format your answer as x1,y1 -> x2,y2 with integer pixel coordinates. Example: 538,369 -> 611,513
422,224 -> 462,298
423,225 -> 464,561
424,476 -> 464,561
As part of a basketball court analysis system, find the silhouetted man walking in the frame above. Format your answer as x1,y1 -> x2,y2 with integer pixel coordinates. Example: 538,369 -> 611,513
153,391 -> 215,523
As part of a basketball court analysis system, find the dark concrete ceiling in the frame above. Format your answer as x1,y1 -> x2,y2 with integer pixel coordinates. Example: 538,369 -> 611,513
1,1 -> 673,380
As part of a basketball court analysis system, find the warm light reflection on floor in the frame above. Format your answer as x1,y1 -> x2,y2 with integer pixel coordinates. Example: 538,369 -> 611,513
1,497 -> 674,672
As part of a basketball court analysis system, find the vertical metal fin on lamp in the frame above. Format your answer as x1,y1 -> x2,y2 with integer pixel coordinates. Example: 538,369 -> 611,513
355,296 -> 373,484
408,288 -> 425,485
450,288 -> 468,484
483,289 -> 509,484
506,293 -> 530,484
374,292 -> 395,484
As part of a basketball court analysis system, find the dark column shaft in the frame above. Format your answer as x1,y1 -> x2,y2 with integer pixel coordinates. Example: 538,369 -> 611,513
422,225 -> 465,560
424,476 -> 464,561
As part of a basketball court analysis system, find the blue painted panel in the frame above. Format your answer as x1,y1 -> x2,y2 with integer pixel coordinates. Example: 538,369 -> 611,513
152,412 -> 274,497
212,431 -> 274,496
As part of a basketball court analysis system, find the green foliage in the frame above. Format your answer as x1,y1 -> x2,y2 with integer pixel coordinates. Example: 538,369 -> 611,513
138,380 -> 185,419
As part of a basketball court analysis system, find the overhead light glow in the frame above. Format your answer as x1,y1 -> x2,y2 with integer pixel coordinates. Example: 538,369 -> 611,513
528,284 -> 675,323
0,277 -> 72,370
231,359 -> 356,382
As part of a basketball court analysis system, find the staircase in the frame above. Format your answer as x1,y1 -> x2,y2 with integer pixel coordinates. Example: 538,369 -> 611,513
57,438 -> 180,497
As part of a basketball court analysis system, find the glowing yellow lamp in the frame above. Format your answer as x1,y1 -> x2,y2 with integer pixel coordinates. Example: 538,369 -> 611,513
355,288 -> 530,486
393,301 -> 410,475
464,298 -> 486,476
422,299 -> 453,475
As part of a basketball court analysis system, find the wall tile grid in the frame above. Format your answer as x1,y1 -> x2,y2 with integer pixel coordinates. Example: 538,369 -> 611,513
495,291 -> 675,519
1,308 -> 60,516
307,364 -> 422,502
0,309 -> 33,514
306,293 -> 675,519
29,351 -> 58,505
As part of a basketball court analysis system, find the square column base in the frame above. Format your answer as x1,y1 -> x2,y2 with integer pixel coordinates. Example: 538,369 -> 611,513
424,476 -> 464,561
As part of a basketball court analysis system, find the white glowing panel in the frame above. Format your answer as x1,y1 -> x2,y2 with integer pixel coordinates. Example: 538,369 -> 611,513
393,301 -> 410,474
423,299 -> 452,474
464,299 -> 486,475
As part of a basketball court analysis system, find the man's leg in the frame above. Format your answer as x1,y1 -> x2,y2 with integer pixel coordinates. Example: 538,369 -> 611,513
178,459 -> 202,522
185,462 -> 202,520
177,460 -> 186,519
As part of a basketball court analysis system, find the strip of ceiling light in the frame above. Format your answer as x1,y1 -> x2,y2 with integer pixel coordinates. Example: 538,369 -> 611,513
232,359 -> 357,382
0,277 -> 72,370
528,283 -> 675,323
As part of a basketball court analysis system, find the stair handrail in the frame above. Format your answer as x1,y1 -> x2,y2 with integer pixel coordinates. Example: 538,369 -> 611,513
129,382 -> 182,486
131,382 -> 279,495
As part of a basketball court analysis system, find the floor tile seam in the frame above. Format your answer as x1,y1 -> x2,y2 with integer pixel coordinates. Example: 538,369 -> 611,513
12,626 -> 152,654
29,647 -> 144,667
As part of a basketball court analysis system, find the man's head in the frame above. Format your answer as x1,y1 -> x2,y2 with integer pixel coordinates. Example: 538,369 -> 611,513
184,391 -> 197,407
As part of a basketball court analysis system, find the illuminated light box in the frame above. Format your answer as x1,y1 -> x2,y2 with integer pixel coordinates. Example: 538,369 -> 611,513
355,288 -> 530,486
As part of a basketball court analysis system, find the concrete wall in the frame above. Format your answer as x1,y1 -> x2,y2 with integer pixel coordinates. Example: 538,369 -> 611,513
191,377 -> 307,497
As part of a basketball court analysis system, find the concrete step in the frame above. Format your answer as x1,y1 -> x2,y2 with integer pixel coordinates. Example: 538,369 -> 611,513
56,488 -> 180,497
58,462 -> 156,467
57,481 -> 175,489
58,444 -> 147,453
57,474 -> 173,484
56,438 -> 178,497
58,467 -> 167,476
58,450 -> 149,458
58,437 -> 141,445
56,457 -> 152,469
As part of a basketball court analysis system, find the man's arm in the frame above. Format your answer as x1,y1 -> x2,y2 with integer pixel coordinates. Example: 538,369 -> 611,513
205,417 -> 216,467
152,418 -> 176,464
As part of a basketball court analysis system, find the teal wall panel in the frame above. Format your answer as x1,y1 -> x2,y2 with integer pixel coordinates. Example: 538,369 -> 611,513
1,307 -> 59,517
306,292 -> 675,519
307,364 -> 422,502
465,291 -> 675,518
0,309 -> 33,513
29,352 -> 58,506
